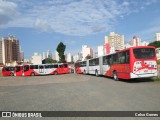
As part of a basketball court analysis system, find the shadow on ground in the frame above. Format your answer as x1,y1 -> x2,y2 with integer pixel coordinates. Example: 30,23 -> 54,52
103,76 -> 156,83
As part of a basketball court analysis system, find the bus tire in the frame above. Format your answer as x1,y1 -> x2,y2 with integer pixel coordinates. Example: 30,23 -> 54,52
31,72 -> 35,76
54,71 -> 58,75
95,70 -> 99,77
113,71 -> 119,81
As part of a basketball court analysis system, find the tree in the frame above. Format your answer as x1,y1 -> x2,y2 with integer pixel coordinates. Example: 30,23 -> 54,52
148,41 -> 160,48
85,54 -> 92,60
56,42 -> 66,63
42,58 -> 57,64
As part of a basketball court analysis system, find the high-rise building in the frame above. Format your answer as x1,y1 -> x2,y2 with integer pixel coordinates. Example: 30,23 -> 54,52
19,46 -> 24,62
97,45 -> 104,57
129,36 -> 141,46
0,36 -> 20,65
0,41 -> 2,64
67,53 -> 72,62
31,52 -> 42,64
20,51 -> 24,62
155,33 -> 160,41
105,43 -> 109,55
42,52 -> 46,60
82,45 -> 93,61
104,43 -> 115,54
46,50 -> 52,58
73,53 -> 82,62
93,52 -> 98,58
73,55 -> 78,63
55,51 -> 59,62
104,32 -> 124,51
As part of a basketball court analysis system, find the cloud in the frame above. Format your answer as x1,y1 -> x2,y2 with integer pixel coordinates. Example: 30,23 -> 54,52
0,0 -> 18,25
0,0 -> 159,35
34,19 -> 52,32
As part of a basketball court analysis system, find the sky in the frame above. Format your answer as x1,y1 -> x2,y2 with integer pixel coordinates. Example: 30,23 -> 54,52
0,0 -> 160,59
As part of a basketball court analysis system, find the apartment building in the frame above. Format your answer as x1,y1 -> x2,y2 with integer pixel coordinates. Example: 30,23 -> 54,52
105,32 -> 124,51
129,36 -> 141,46
31,52 -> 42,64
0,36 -> 20,65
82,45 -> 93,61
155,33 -> 160,41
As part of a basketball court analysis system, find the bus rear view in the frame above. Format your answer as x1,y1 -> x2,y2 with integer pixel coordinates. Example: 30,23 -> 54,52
130,47 -> 158,79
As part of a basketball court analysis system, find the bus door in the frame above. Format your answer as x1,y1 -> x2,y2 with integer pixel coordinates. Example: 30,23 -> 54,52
39,65 -> 45,74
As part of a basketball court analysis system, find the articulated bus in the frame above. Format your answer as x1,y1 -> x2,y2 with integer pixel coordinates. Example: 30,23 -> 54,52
2,66 -> 15,76
23,63 -> 69,76
75,46 -> 158,80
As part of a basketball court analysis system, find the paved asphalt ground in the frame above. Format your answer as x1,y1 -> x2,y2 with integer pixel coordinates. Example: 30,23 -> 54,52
0,73 -> 160,120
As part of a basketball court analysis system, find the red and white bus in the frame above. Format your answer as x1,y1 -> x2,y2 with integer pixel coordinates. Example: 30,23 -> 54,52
23,63 -> 69,76
75,61 -> 88,74
75,46 -> 158,80
2,66 -> 15,76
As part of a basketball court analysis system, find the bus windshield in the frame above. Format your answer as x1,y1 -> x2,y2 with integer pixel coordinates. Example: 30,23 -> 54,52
133,48 -> 155,59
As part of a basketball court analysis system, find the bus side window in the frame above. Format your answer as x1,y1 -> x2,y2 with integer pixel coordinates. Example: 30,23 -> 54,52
54,64 -> 58,68
34,65 -> 38,69
59,65 -> 62,68
64,64 -> 68,68
118,52 -> 125,64
5,67 -> 10,71
126,51 -> 130,63
39,66 -> 44,69
30,65 -> 34,69
16,67 -> 20,72
2,67 -> 5,72
95,58 -> 99,65
49,65 -> 53,68
24,66 -> 29,72
45,65 -> 50,69
10,67 -> 14,71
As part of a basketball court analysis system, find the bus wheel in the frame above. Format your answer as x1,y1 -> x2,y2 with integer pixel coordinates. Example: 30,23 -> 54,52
95,70 -> 99,77
113,71 -> 119,81
54,71 -> 58,75
10,73 -> 14,76
31,72 -> 35,76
